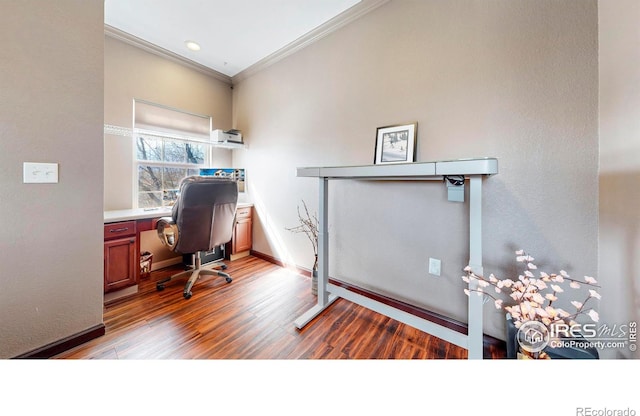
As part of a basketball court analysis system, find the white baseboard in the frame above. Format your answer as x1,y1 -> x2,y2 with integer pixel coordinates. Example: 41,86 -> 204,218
104,285 -> 138,304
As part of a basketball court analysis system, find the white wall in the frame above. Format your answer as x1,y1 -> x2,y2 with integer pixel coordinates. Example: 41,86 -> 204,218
233,0 -> 599,341
0,0 -> 104,358
598,0 -> 640,359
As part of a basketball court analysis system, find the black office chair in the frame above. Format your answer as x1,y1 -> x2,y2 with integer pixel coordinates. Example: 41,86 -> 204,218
155,176 -> 239,299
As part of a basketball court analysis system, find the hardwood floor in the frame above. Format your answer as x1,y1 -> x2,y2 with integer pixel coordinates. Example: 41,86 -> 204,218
54,256 -> 504,359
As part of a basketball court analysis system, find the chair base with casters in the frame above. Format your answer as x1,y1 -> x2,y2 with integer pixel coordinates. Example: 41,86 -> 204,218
155,176 -> 239,299
156,252 -> 233,299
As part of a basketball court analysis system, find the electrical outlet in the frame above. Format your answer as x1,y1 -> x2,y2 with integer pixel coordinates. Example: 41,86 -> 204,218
429,258 -> 441,276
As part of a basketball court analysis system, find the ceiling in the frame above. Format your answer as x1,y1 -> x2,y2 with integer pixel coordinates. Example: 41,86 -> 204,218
104,0 -> 364,78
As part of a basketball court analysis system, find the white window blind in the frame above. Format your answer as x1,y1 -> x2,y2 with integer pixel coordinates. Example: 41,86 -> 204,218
134,99 -> 211,142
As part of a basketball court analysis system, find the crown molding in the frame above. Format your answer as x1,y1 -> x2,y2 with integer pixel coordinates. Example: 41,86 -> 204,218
104,0 -> 390,87
231,0 -> 391,84
104,24 -> 233,86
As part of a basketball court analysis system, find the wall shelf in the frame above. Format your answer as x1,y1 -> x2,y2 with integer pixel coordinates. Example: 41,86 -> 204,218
209,141 -> 247,150
103,124 -> 247,149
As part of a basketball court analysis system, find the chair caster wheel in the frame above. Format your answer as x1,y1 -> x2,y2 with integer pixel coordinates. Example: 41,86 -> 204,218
221,264 -> 228,270
225,277 -> 232,283
183,291 -> 192,299
156,284 -> 165,291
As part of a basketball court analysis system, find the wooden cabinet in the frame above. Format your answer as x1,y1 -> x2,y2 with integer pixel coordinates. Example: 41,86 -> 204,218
226,206 -> 252,261
104,221 -> 137,292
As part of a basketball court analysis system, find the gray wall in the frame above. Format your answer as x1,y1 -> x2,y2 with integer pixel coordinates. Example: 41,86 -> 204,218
233,0 -> 599,340
598,0 -> 640,359
0,0 -> 104,358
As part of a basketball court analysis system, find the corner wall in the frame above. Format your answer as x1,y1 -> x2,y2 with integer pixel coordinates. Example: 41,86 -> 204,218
598,0 -> 640,359
104,35 -> 234,211
104,36 -> 235,264
233,0 -> 599,340
0,0 -> 104,358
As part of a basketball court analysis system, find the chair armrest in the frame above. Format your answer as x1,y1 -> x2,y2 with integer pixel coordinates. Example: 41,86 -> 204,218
156,216 -> 178,250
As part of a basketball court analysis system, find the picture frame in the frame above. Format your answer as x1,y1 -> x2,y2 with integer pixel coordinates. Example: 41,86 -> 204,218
374,122 -> 417,164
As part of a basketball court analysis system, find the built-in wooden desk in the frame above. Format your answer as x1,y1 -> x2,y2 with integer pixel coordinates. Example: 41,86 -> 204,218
103,204 -> 252,296
103,208 -> 173,295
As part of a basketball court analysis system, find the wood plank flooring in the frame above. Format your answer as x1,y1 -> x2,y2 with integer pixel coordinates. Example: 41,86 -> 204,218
54,256 -> 504,359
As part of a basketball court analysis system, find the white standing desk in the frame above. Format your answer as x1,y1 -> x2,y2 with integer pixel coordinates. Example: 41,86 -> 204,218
294,158 -> 498,359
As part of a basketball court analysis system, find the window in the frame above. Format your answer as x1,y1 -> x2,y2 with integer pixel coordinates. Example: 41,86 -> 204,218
133,100 -> 212,208
136,133 -> 209,208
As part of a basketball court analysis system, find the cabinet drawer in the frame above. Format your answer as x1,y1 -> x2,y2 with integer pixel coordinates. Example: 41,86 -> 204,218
236,206 -> 252,219
104,221 -> 136,239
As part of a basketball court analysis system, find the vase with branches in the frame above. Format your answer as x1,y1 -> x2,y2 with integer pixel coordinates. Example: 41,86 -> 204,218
286,199 -> 319,295
462,249 -> 601,358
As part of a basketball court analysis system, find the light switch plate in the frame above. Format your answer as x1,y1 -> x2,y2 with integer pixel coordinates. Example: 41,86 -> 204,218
23,162 -> 58,183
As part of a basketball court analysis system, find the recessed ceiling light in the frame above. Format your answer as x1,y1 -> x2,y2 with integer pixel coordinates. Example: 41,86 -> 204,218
185,40 -> 201,51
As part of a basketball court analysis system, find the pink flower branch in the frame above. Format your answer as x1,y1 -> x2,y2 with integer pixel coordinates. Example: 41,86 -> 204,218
461,250 -> 601,328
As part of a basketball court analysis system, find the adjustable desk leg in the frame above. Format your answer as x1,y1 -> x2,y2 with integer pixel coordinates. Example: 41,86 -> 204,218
294,177 -> 338,329
467,175 -> 484,359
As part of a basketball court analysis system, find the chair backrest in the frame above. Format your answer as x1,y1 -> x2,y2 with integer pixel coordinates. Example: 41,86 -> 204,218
171,176 -> 238,254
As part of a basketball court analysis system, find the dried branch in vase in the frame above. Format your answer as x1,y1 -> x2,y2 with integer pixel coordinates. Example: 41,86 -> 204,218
285,199 -> 319,270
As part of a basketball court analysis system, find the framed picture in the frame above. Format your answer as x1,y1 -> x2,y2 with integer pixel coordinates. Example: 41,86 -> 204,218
374,122 -> 417,164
